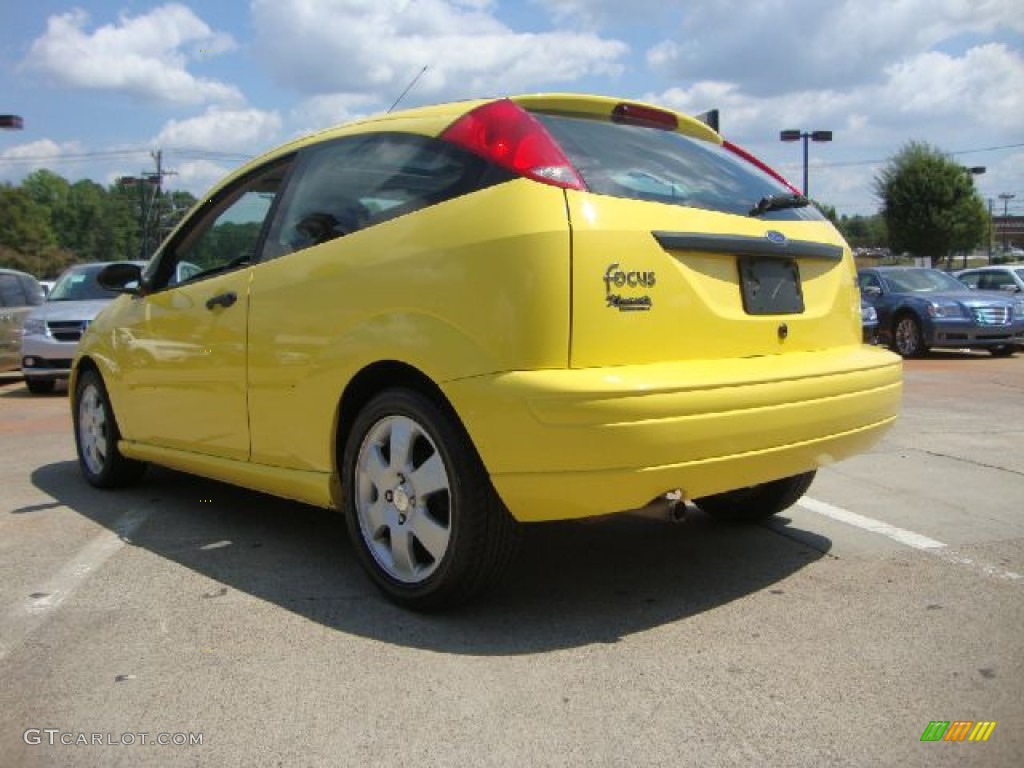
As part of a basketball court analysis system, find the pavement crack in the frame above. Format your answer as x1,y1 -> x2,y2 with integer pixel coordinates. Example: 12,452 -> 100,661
907,448 -> 1024,478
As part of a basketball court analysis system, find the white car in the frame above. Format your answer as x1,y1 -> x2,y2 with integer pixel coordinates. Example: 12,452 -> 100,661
954,264 -> 1024,294
20,262 -> 144,394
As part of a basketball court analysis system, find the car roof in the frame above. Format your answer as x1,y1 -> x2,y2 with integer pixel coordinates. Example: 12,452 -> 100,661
956,265 -> 1015,272
861,266 -> 939,272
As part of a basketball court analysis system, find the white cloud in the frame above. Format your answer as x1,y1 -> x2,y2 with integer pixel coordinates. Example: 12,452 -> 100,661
645,0 -> 1023,96
250,0 -> 628,101
531,0 -> 674,28
23,4 -> 242,106
646,38 -> 1024,214
153,107 -> 283,153
170,159 -> 235,197
0,139 -> 89,184
0,138 -> 82,162
289,94 -> 380,135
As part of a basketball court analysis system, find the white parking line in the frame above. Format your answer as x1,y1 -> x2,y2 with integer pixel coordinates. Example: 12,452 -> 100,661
798,497 -> 945,550
798,496 -> 1022,583
0,507 -> 151,662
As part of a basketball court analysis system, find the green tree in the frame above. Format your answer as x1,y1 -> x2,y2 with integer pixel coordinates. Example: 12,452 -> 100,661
874,141 -> 987,266
0,185 -> 58,273
837,213 -> 888,249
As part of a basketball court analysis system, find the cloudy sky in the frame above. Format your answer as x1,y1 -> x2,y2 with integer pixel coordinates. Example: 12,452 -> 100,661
1,0 -> 1022,216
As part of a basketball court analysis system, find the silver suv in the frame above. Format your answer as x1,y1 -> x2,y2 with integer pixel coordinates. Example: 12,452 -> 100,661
21,262 -> 144,394
1,268 -> 45,373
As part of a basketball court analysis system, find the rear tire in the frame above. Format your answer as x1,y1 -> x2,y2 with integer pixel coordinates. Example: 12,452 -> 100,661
693,471 -> 816,523
25,379 -> 56,395
341,388 -> 520,611
73,369 -> 147,488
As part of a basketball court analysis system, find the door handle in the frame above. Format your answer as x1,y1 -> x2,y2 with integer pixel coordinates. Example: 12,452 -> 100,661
205,291 -> 238,310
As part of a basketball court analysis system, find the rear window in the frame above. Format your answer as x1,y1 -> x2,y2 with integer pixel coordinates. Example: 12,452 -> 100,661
533,113 -> 825,221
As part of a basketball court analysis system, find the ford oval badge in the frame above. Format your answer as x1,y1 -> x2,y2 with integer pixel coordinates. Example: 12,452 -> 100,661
765,230 -> 788,246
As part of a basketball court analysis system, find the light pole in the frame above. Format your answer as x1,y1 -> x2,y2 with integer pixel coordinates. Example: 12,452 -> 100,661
998,193 -> 1016,254
959,166 -> 985,268
780,129 -> 832,198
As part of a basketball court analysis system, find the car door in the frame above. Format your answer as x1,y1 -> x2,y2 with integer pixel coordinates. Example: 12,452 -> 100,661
0,271 -> 42,372
114,159 -> 293,461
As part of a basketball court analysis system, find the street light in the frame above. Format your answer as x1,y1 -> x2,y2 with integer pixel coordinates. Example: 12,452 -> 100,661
780,129 -> 832,198
998,193 -> 1016,254
0,114 -> 24,130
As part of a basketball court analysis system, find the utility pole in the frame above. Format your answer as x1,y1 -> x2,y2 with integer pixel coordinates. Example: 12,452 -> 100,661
118,149 -> 176,260
998,193 -> 1015,255
988,198 -> 995,263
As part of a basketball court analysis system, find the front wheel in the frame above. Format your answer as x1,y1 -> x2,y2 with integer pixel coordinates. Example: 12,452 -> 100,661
341,388 -> 520,611
989,345 -> 1017,358
693,471 -> 816,523
73,369 -> 147,488
892,314 -> 927,358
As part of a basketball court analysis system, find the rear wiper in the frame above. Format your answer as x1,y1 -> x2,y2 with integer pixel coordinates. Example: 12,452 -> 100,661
749,193 -> 810,217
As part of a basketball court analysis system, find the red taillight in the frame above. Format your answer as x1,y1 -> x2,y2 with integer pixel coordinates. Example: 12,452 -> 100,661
612,102 -> 679,131
723,140 -> 801,195
441,99 -> 585,190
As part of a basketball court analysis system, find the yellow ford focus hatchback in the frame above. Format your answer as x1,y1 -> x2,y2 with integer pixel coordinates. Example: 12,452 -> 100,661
73,94 -> 901,609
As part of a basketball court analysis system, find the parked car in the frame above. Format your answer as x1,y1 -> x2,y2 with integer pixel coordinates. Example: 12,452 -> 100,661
0,267 -> 45,373
72,94 -> 902,609
954,264 -> 1024,294
861,298 -> 879,344
21,261 -> 145,394
858,266 -> 1024,357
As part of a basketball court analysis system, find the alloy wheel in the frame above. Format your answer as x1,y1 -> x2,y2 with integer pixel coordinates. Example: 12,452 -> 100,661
354,415 -> 452,584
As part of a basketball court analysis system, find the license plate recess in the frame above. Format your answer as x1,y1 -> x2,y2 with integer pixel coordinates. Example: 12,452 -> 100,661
738,257 -> 804,315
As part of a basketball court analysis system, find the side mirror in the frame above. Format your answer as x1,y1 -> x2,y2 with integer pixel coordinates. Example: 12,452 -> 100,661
97,263 -> 143,294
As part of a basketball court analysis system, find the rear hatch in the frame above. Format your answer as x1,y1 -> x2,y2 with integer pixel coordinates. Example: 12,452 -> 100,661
516,96 -> 860,369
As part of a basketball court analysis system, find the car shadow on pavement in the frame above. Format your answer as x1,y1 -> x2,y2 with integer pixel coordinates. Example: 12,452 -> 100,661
33,461 -> 831,656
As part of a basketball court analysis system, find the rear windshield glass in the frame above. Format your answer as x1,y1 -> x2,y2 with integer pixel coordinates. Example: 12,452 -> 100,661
533,113 -> 824,221
47,265 -> 120,301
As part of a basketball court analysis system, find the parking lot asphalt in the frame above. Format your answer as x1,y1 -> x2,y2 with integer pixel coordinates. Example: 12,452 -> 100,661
1,352 -> 1022,767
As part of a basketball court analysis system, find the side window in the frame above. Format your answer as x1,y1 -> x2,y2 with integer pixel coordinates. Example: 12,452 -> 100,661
858,273 -> 881,293
957,272 -> 980,289
0,274 -> 27,307
980,272 -> 1012,291
148,158 -> 292,290
18,275 -> 44,306
265,132 -> 492,259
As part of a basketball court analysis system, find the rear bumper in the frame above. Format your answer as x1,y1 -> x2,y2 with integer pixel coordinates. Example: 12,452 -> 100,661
444,345 -> 902,522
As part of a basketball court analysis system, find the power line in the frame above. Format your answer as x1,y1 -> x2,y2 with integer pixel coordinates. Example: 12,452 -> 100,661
0,146 -> 254,167
776,141 -> 1024,171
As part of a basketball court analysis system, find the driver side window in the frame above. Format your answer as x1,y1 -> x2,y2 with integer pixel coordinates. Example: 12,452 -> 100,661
149,159 -> 293,290
858,273 -> 882,293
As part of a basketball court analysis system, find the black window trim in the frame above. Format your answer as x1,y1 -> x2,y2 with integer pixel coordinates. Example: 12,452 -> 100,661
144,153 -> 298,293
